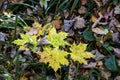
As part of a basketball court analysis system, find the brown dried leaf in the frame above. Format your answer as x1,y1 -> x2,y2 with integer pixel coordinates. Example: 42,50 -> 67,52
92,15 -> 97,23
114,76 -> 120,80
78,6 -> 87,14
38,37 -> 51,46
92,27 -> 108,35
113,48 -> 120,58
92,49 -> 105,61
112,32 -> 119,42
74,17 -> 85,29
83,62 -> 96,68
51,19 -> 62,30
62,20 -> 75,32
81,0 -> 87,5
101,70 -> 111,80
0,32 -> 6,41
27,28 -> 38,35
114,5 -> 120,15
68,60 -> 76,80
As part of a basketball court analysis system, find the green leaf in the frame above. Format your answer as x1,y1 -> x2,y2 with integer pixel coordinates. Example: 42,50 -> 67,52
105,55 -> 118,72
83,29 -> 95,41
113,0 -> 118,5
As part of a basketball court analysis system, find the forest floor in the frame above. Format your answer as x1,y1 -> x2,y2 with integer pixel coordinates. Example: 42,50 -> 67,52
0,0 -> 120,80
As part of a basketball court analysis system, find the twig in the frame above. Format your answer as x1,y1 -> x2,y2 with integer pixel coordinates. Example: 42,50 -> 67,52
92,16 -> 102,28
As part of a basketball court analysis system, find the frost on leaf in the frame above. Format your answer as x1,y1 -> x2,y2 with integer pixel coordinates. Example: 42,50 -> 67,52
70,43 -> 94,64
47,27 -> 69,48
13,33 -> 37,51
38,48 -> 69,72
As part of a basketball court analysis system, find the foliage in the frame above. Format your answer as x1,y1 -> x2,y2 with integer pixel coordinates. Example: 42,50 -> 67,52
47,27 -> 69,48
70,43 -> 94,64
0,0 -> 120,80
37,48 -> 69,72
13,33 -> 37,51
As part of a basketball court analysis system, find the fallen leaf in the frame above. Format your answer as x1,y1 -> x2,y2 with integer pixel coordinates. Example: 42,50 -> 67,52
92,49 -> 105,61
92,15 -> 97,23
101,70 -> 111,80
114,76 -> 120,80
51,19 -> 62,30
83,62 -> 96,68
68,29 -> 74,36
92,27 -> 108,35
24,50 -> 31,55
105,55 -> 118,72
109,19 -> 118,28
38,37 -> 51,46
114,4 -> 120,14
97,61 -> 103,66
83,29 -> 95,41
0,32 -> 6,41
117,59 -> 120,67
74,17 -> 85,29
113,48 -> 120,58
64,10 -> 69,18
27,28 -> 38,35
68,60 -> 76,80
112,32 -> 119,42
81,0 -> 87,5
78,6 -> 87,14
62,20 -> 75,32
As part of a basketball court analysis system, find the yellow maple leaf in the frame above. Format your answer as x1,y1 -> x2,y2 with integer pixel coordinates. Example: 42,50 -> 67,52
70,43 -> 94,64
13,33 -> 37,51
47,27 -> 69,48
37,48 -> 69,72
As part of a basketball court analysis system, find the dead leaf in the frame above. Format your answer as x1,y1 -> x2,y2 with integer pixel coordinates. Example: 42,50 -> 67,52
114,76 -> 120,80
92,15 -> 97,23
114,5 -> 120,15
113,48 -> 120,58
81,0 -> 87,5
27,28 -> 38,35
92,27 -> 108,35
68,60 -> 76,80
112,32 -> 119,42
83,62 -> 96,68
101,70 -> 111,80
116,23 -> 120,28
117,59 -> 120,67
74,17 -> 85,29
97,61 -> 103,66
68,29 -> 74,36
78,6 -> 87,14
109,19 -> 117,28
62,20 -> 75,32
0,32 -> 6,41
11,0 -> 24,3
27,8 -> 33,15
92,49 -> 105,61
64,10 -> 69,18
24,50 -> 31,55
51,19 -> 62,30
38,37 -> 51,46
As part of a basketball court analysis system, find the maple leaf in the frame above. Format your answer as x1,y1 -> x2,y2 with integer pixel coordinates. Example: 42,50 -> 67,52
47,27 -> 69,48
37,48 -> 69,72
70,43 -> 94,64
13,33 -> 37,51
